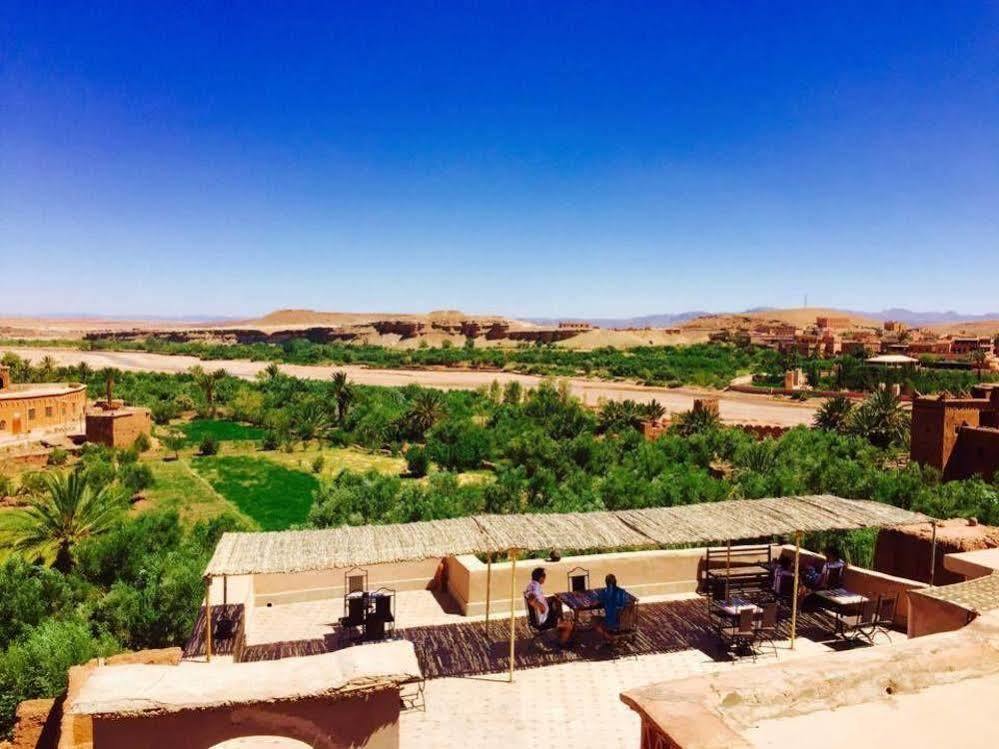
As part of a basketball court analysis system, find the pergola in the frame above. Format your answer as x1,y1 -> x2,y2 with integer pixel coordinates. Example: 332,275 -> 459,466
203,495 -> 929,678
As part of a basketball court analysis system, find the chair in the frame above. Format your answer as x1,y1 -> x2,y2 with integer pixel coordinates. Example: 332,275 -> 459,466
339,594 -> 366,645
567,567 -> 590,593
606,601 -> 639,656
720,608 -> 757,659
367,587 -> 396,639
755,602 -> 779,657
524,596 -> 557,650
838,598 -> 878,642
826,563 -> 846,590
873,594 -> 897,642
345,566 -> 369,595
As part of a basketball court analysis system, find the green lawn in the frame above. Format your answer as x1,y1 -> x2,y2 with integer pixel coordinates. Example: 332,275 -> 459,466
181,419 -> 266,445
143,459 -> 252,526
190,455 -> 318,530
0,509 -> 24,561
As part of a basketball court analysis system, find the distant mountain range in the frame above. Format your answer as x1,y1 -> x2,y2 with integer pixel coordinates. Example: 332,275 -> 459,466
529,308 -> 999,329
527,312 -> 710,329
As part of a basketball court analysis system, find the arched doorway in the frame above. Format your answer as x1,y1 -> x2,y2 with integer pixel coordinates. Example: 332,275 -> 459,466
211,738 -> 312,748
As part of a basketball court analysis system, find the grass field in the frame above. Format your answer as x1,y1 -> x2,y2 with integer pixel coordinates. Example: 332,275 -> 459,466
191,455 -> 319,530
143,459 -> 251,525
181,419 -> 266,445
0,509 -> 24,561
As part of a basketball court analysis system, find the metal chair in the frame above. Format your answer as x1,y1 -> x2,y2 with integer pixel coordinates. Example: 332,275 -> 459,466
345,566 -> 369,595
720,608 -> 757,659
567,567 -> 590,593
606,601 -> 639,657
339,594 -> 366,645
524,595 -> 558,650
367,587 -> 396,639
873,594 -> 898,642
755,602 -> 779,657
838,597 -> 878,642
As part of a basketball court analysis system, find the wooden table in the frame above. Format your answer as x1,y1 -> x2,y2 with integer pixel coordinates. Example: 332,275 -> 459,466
556,587 -> 638,629
714,597 -> 763,618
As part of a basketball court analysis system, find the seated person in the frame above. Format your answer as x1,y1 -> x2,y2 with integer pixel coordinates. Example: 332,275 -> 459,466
821,545 -> 847,588
772,555 -> 794,598
593,574 -> 631,645
524,567 -> 575,646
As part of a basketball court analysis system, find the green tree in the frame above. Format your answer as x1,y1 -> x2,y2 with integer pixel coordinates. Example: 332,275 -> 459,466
190,366 -> 228,418
8,471 -> 123,572
405,389 -> 445,439
813,395 -> 854,433
847,388 -> 910,448
329,370 -> 355,423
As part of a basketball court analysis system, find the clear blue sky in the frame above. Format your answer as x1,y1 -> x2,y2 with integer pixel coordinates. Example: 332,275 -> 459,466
3,2 -> 997,318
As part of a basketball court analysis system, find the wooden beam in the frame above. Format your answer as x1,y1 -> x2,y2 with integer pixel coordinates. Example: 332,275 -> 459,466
485,553 -> 492,626
204,577 -> 212,663
929,521 -> 938,586
790,531 -> 801,650
725,538 -> 732,601
508,550 -> 518,683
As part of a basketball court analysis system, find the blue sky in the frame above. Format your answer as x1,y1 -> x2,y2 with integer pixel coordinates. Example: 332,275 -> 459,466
2,2 -> 997,318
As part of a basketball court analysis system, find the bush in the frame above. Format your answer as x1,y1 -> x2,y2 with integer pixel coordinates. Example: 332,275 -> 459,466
133,432 -> 151,453
47,448 -> 69,466
199,435 -> 219,456
311,455 -> 325,474
122,462 -> 155,494
405,445 -> 430,477
260,431 -> 280,451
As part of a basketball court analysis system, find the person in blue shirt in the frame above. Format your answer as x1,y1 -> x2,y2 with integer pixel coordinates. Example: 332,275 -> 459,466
593,573 -> 631,645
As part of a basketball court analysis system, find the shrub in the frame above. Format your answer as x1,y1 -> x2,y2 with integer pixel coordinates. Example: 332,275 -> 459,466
122,462 -> 155,494
260,431 -> 280,451
405,445 -> 430,477
311,455 -> 326,474
133,432 -> 151,453
199,435 -> 219,456
47,448 -> 69,466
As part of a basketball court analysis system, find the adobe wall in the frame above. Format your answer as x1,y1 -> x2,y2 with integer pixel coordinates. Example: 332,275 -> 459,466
248,558 -> 442,607
906,592 -> 973,638
84,408 -> 152,449
0,387 -> 86,439
89,689 -> 400,749
946,426 -> 999,481
445,546 -> 777,617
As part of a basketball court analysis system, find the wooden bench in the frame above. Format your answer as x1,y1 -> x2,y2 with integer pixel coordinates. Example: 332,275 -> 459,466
704,545 -> 773,600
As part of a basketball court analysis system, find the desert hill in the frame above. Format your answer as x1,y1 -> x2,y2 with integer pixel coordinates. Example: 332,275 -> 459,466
925,320 -> 999,337
680,307 -> 883,332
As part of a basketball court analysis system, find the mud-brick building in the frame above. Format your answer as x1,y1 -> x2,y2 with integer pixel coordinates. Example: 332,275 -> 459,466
0,365 -> 87,441
85,402 -> 153,449
910,385 -> 999,481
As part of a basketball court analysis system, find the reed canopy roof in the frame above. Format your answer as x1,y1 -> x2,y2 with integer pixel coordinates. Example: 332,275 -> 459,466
204,494 -> 928,577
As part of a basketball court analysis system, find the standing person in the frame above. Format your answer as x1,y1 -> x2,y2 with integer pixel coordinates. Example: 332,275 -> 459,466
593,574 -> 631,646
524,567 -> 575,646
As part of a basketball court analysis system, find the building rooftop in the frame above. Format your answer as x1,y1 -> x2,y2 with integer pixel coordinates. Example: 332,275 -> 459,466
0,382 -> 85,400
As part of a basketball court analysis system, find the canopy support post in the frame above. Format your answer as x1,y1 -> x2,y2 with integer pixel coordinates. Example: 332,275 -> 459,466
223,575 -> 228,607
485,553 -> 492,626
929,521 -> 938,586
204,576 -> 212,663
790,531 -> 801,650
725,538 -> 732,601
508,549 -> 518,683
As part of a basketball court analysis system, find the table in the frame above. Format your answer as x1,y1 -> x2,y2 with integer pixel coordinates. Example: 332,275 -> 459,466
556,587 -> 637,629
813,588 -> 870,641
714,597 -> 763,618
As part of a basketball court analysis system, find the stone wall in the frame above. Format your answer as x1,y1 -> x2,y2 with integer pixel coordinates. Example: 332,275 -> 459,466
0,387 -> 86,440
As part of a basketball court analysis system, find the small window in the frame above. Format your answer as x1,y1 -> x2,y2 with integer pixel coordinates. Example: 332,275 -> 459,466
28,408 -> 36,420
0,420 -> 6,430
45,406 -> 53,417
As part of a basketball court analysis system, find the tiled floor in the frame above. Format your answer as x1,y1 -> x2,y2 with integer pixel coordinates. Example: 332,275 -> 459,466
401,636 -> 832,749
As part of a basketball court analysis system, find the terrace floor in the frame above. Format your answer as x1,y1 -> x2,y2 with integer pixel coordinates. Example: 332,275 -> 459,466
186,591 -> 901,748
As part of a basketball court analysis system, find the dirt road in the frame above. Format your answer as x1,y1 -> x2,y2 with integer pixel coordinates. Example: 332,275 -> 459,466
2,346 -> 821,427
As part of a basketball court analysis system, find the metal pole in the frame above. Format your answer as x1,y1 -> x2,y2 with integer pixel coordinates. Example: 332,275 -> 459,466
508,549 -> 518,683
485,553 -> 492,625
725,538 -> 732,601
790,531 -> 801,650
929,521 -> 938,586
204,577 -> 212,663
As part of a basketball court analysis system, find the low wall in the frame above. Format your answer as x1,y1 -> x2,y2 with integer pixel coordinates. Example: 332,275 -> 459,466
249,558 -> 442,608
907,592 -> 974,638
445,546 -> 776,617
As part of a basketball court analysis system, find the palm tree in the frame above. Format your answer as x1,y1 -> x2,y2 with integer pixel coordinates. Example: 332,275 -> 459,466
263,362 -> 281,380
813,395 -> 854,433
8,471 -> 122,572
971,349 -> 988,380
100,367 -> 120,408
406,389 -> 445,437
76,361 -> 92,382
329,371 -> 355,423
642,399 -> 667,422
847,388 -> 910,448
39,356 -> 57,380
190,366 -> 228,418
292,402 -> 331,446
671,405 -> 721,437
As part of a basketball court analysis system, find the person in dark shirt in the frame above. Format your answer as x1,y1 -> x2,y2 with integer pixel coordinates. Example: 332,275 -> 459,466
593,573 -> 631,645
